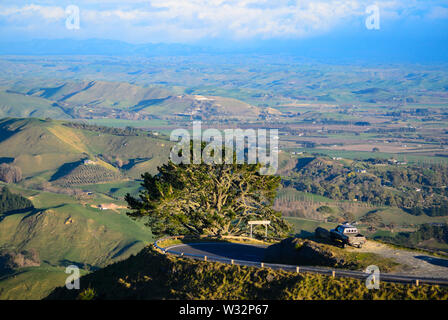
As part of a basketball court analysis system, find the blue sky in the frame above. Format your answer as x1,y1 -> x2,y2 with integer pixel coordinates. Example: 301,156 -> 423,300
0,0 -> 447,43
0,1 -> 447,61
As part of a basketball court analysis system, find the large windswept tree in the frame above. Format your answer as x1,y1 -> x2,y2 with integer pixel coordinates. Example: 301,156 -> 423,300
125,150 -> 290,238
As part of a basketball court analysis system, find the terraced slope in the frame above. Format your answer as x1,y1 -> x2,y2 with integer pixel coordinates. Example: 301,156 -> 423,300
53,163 -> 123,186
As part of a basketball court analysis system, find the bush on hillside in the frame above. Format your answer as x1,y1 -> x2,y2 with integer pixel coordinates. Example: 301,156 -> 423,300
0,163 -> 22,183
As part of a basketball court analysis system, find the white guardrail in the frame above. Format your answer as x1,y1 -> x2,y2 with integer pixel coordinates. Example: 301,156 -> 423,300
154,236 -> 448,287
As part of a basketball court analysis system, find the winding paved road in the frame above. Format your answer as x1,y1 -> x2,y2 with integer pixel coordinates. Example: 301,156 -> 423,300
162,242 -> 448,287
165,242 -> 268,262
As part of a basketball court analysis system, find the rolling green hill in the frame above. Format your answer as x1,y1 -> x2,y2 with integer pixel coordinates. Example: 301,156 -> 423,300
0,182 -> 154,299
0,91 -> 69,119
0,265 -> 88,300
47,81 -> 172,109
0,118 -> 173,299
0,117 -> 172,181
132,94 -> 262,118
2,80 -> 264,120
0,199 -> 153,268
0,118 -> 169,275
9,80 -> 172,109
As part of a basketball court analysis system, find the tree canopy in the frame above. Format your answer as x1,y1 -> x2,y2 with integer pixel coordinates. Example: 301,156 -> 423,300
125,148 -> 290,238
0,187 -> 34,215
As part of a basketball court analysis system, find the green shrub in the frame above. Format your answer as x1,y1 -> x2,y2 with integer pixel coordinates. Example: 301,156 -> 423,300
77,288 -> 97,300
317,206 -> 335,214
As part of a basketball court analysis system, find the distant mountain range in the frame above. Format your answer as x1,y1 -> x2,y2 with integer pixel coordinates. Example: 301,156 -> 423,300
0,39 -> 208,56
1,37 -> 447,62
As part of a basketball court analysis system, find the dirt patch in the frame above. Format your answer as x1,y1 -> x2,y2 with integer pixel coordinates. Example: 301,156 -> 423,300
265,238 -> 400,272
91,203 -> 127,212
348,240 -> 448,279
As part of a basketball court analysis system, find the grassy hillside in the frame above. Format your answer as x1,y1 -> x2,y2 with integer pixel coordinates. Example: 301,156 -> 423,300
0,185 -> 153,268
134,94 -> 262,118
2,80 -> 263,119
0,118 -> 172,181
0,265 -> 88,300
9,80 -> 172,109
0,179 -> 153,299
0,91 -> 69,119
46,246 -> 448,300
55,81 -> 172,109
0,118 -> 169,299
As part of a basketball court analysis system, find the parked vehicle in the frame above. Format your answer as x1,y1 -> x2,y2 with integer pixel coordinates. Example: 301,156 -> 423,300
329,223 -> 366,248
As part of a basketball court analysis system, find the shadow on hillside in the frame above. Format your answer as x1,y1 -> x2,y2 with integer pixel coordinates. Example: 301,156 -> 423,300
58,259 -> 100,272
0,207 -> 36,223
0,268 -> 23,281
415,255 -> 448,268
0,157 -> 14,165
50,160 -> 83,181
294,157 -> 315,171
0,118 -> 23,143
111,241 -> 140,259
120,157 -> 153,171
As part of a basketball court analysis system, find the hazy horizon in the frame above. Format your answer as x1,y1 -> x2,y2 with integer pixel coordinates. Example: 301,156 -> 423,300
0,1 -> 447,62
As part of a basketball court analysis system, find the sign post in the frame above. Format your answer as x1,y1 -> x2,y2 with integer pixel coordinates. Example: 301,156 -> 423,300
248,220 -> 271,238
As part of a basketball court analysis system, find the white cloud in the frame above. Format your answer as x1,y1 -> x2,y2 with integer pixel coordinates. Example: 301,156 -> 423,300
426,6 -> 448,19
0,1 -> 446,42
0,4 -> 65,20
140,0 -> 365,39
